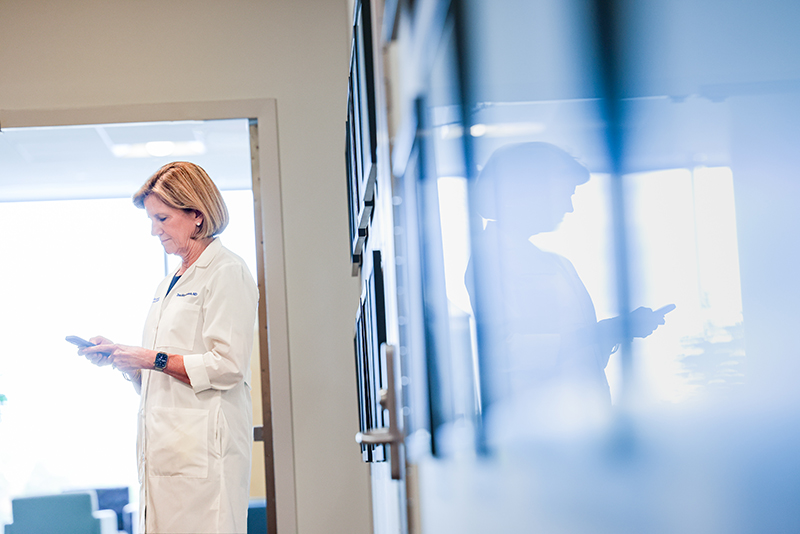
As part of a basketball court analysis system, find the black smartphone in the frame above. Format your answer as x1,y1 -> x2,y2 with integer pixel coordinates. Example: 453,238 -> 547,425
65,335 -> 96,348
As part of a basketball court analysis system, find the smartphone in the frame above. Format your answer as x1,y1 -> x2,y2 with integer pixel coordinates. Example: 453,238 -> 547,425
65,335 -> 96,348
655,304 -> 677,316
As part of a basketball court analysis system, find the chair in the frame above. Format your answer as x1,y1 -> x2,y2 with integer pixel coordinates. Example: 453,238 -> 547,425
4,491 -> 118,534
247,498 -> 267,534
121,503 -> 138,534
94,488 -> 130,533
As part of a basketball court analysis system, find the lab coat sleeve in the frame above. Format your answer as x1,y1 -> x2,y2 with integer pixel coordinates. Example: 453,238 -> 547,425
183,262 -> 258,393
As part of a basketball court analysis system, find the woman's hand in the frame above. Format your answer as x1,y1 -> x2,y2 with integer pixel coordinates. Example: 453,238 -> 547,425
78,335 -> 115,367
94,343 -> 156,374
84,340 -> 190,385
627,306 -> 668,339
598,305 -> 675,351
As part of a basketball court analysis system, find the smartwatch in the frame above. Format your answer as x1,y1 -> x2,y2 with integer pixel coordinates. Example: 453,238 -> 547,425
154,352 -> 169,371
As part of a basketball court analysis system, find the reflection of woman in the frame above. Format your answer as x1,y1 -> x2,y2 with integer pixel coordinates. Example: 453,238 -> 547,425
470,143 -> 669,407
79,162 -> 258,534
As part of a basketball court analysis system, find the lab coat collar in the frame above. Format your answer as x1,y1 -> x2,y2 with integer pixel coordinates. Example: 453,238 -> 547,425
178,237 -> 222,277
161,239 -> 222,304
193,237 -> 222,269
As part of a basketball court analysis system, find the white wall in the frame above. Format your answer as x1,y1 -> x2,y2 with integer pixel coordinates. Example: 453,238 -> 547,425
0,1 -> 370,533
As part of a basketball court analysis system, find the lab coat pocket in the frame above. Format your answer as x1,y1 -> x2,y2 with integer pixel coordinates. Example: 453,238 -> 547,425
156,301 -> 201,351
147,407 -> 209,478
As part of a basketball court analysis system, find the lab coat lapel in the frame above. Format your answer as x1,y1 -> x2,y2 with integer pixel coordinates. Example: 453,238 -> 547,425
160,238 -> 221,310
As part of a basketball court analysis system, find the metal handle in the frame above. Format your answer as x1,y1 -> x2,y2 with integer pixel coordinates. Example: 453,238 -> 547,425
355,343 -> 404,479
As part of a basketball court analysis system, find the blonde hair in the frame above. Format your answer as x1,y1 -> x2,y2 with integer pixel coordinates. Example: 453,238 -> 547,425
133,161 -> 229,238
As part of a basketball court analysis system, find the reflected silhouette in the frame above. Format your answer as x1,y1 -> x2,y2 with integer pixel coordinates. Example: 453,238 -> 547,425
469,142 -> 672,414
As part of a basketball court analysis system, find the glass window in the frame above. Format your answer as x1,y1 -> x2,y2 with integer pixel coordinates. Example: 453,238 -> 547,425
454,0 -> 776,437
460,0 -> 621,439
409,0 -> 800,531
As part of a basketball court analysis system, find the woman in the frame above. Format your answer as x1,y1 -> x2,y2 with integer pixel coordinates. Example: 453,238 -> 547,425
469,143 -> 671,411
79,161 -> 258,534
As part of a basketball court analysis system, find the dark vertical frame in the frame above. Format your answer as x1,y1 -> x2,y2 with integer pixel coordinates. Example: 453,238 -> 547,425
413,96 -> 454,456
346,83 -> 367,269
592,0 -> 635,406
355,0 -> 378,188
346,0 -> 379,272
354,303 -> 372,461
353,251 -> 389,462
250,116 -> 279,534
451,0 -> 494,452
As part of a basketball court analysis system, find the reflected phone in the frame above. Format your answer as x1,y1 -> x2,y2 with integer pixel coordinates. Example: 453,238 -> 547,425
655,304 -> 677,316
65,335 -> 96,348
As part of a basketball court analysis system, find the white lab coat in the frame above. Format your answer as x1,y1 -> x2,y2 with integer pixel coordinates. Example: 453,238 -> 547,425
500,243 -> 610,401
468,231 -> 611,405
136,238 -> 258,534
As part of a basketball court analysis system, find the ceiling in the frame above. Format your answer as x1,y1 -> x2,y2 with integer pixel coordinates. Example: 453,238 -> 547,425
0,118 -> 252,202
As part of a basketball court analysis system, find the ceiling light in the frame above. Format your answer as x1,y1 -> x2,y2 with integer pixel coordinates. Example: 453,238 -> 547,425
145,141 -> 176,157
110,141 -> 206,159
470,124 -> 488,137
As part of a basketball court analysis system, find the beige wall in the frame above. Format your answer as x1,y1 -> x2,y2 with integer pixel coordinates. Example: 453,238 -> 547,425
0,1 -> 370,533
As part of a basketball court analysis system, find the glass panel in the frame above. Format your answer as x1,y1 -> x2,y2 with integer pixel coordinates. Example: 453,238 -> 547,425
392,14 -> 483,457
420,16 -> 482,455
415,0 -> 800,531
460,0 -> 622,439
457,0 -> 779,429
623,166 -> 744,403
618,1 -> 800,404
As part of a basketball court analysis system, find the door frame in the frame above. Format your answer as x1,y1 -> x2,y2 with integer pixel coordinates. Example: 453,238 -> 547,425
0,99 -> 296,534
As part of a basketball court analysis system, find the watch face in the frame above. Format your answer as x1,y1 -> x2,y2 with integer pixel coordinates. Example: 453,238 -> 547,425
155,352 -> 168,371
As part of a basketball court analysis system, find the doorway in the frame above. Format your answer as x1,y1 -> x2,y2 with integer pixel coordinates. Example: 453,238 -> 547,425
0,117 -> 271,529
